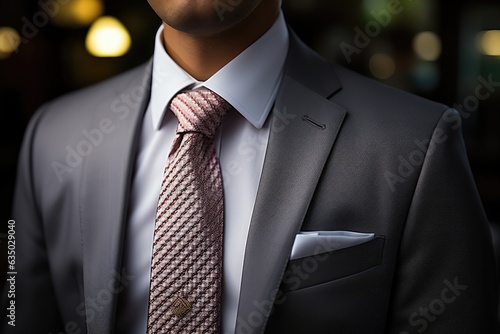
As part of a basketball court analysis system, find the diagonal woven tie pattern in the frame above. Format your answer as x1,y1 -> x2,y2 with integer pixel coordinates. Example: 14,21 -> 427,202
147,90 -> 231,333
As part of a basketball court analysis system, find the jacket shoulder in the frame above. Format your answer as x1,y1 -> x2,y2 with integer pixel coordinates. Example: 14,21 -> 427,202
25,60 -> 151,150
330,65 -> 451,142
333,65 -> 448,115
21,61 -> 151,184
40,61 -> 151,121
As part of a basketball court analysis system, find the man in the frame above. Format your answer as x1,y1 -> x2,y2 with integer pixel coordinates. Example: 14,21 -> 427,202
3,0 -> 498,333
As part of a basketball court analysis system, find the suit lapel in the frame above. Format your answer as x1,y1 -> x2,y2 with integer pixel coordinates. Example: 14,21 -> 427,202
77,31 -> 346,333
236,32 -> 346,333
79,62 -> 152,333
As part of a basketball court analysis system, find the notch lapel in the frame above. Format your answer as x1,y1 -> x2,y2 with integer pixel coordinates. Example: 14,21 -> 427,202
79,62 -> 152,333
236,32 -> 347,333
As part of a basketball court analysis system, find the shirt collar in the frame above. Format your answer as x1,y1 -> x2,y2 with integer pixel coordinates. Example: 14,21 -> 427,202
150,11 -> 289,130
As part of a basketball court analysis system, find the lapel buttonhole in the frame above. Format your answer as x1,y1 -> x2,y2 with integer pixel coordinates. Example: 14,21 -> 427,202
302,115 -> 326,130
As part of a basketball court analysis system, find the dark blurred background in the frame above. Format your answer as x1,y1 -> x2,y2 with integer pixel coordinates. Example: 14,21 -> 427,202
0,0 -> 499,264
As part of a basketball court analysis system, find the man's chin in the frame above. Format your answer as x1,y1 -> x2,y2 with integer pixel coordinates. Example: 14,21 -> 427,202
151,0 -> 262,36
154,4 -> 226,35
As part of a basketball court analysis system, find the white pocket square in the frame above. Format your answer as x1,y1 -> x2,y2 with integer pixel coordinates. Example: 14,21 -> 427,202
290,230 -> 375,260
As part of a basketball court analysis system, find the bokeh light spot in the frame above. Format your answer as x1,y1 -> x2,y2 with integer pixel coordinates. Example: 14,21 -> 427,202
369,53 -> 396,80
413,31 -> 442,61
52,0 -> 104,28
85,16 -> 131,57
0,27 -> 21,59
477,30 -> 500,56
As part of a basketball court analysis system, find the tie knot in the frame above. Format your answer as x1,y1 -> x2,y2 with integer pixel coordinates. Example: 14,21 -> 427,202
169,90 -> 232,138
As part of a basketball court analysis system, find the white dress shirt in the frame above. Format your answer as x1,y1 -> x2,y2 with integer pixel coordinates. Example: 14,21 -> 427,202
116,13 -> 289,334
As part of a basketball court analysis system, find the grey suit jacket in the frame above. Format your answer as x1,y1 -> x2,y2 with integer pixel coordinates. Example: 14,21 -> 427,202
3,31 -> 498,333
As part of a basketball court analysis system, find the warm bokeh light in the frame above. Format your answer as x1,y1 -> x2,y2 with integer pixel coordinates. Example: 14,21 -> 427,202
369,53 -> 396,80
0,27 -> 21,59
85,16 -> 131,57
413,31 -> 442,61
52,0 -> 104,27
477,30 -> 500,56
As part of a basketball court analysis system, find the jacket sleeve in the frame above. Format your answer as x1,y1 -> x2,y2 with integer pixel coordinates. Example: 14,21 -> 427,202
386,108 -> 499,333
2,106 -> 65,333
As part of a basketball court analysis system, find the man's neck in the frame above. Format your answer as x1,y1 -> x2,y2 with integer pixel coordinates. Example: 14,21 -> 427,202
161,3 -> 280,81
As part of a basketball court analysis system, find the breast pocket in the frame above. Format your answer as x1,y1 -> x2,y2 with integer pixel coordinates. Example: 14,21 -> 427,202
280,236 -> 385,292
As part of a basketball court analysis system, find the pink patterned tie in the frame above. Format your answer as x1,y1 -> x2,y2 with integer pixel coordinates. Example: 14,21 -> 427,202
147,90 -> 231,333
